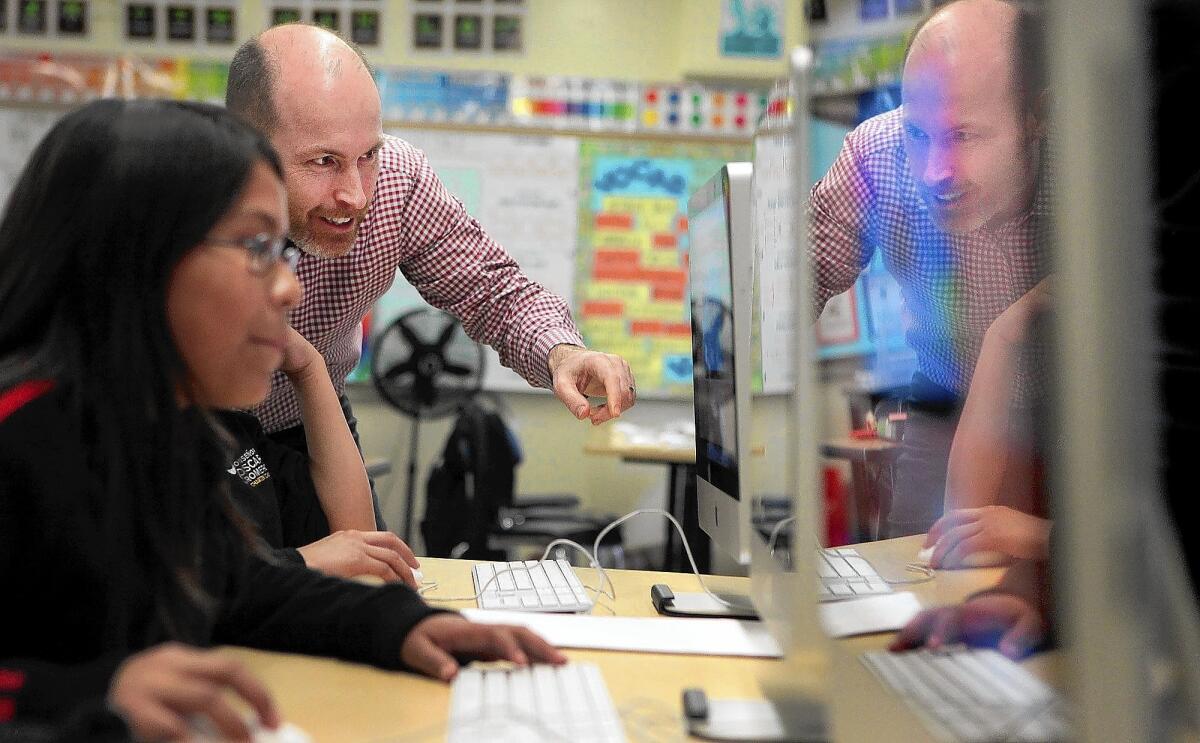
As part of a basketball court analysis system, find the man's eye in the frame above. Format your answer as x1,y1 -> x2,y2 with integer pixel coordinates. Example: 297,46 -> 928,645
950,131 -> 973,143
361,150 -> 378,163
905,127 -> 928,142
312,156 -> 334,167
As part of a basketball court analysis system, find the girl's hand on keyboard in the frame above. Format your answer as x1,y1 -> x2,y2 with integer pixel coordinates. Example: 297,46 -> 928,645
888,592 -> 1047,659
401,615 -> 568,681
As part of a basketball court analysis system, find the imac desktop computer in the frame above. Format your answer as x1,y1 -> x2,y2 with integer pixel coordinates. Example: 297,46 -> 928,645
688,159 -> 756,571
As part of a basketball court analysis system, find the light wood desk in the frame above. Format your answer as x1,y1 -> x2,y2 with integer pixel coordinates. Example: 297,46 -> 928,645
223,536 -> 1051,742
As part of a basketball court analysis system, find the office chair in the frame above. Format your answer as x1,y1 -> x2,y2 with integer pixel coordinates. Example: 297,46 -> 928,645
421,397 -> 625,567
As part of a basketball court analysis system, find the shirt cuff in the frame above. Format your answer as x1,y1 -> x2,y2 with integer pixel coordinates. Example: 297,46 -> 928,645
529,329 -> 586,389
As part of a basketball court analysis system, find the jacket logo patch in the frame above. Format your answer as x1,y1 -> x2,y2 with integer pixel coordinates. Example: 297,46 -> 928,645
229,448 -> 270,487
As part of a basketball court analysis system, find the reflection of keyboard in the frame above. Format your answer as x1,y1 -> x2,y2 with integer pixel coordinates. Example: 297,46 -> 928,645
818,547 -> 892,601
472,559 -> 594,613
861,647 -> 1069,742
447,663 -> 626,743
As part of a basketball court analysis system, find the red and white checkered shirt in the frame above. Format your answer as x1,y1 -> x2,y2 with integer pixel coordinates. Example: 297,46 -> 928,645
255,135 -> 583,433
809,108 -> 1051,400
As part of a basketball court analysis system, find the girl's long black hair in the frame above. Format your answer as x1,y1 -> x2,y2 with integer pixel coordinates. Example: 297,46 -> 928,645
0,99 -> 283,643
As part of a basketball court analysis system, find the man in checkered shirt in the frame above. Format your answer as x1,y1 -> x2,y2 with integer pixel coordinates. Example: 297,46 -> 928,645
224,25 -> 635,572
809,0 -> 1051,537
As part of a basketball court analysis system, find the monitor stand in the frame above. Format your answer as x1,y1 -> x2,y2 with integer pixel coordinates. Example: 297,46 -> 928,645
651,583 -> 759,619
682,688 -> 827,742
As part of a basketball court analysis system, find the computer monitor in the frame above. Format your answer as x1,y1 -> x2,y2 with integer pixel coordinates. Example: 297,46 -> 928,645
682,48 -> 830,741
688,161 -> 756,567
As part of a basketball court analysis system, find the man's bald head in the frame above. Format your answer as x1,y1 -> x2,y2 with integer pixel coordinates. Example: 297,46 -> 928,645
904,0 -> 1043,112
226,23 -> 375,136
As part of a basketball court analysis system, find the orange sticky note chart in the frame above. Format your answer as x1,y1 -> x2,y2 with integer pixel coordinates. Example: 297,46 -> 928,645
595,212 -> 635,231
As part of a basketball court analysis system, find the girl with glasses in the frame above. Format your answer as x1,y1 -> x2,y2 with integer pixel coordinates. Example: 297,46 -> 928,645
0,99 -> 561,742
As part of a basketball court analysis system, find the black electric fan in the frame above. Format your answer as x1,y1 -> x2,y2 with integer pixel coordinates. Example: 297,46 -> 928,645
370,308 -> 486,542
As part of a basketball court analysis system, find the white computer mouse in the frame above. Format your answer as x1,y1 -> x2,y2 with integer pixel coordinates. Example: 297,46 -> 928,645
410,568 -> 424,584
191,718 -> 312,743
916,543 -> 1008,569
253,722 -> 313,743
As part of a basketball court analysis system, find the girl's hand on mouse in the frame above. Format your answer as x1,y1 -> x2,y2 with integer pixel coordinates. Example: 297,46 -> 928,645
924,507 -> 1051,568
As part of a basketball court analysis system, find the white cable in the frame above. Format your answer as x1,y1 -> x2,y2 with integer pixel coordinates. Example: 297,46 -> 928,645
590,508 -> 749,611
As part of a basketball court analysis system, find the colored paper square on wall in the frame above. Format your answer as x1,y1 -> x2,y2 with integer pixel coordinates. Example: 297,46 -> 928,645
859,0 -> 888,20
17,0 -> 47,34
205,6 -> 236,43
493,15 -> 521,51
351,10 -> 380,45
720,0 -> 783,58
313,8 -> 339,33
271,8 -> 302,26
126,3 -> 155,38
454,14 -> 482,50
413,13 -> 443,49
58,1 -> 87,35
662,354 -> 692,385
167,5 -> 195,40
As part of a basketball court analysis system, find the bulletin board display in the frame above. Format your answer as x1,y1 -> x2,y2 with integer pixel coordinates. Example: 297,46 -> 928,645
574,138 -> 750,398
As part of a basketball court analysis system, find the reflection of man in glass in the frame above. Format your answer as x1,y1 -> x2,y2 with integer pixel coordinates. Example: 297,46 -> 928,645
807,0 -> 1050,535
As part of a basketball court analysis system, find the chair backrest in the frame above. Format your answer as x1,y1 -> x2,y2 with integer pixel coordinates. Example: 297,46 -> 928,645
421,399 -> 521,559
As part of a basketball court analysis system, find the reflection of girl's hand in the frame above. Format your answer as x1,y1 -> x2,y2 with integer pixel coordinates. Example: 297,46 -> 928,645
889,591 -> 1047,659
924,506 -> 1052,567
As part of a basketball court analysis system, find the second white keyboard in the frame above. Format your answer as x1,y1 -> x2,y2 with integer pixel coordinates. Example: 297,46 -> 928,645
818,547 -> 893,601
472,559 -> 595,612
447,662 -> 626,743
861,646 -> 1069,742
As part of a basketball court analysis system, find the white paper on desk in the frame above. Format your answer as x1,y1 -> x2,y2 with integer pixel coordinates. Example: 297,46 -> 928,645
818,592 -> 923,638
461,609 -> 783,658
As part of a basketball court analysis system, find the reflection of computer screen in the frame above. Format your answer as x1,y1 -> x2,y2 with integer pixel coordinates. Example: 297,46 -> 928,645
688,162 -> 755,566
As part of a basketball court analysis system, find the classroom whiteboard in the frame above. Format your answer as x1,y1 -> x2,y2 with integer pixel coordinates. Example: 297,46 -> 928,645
0,107 -> 61,211
376,127 -> 581,392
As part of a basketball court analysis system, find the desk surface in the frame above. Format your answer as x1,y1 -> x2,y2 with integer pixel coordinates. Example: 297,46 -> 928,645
223,536 -> 1048,741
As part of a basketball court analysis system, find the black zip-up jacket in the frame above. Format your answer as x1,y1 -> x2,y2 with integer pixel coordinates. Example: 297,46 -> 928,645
0,380 -> 443,727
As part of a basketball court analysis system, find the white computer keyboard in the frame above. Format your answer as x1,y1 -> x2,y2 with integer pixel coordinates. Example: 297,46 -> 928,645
447,662 -> 626,743
861,647 -> 1070,742
472,559 -> 595,613
818,547 -> 893,601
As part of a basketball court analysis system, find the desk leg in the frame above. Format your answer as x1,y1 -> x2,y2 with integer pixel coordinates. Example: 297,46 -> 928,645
664,464 -> 680,570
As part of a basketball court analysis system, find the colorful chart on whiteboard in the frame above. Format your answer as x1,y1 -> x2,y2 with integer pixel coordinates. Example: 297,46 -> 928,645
576,139 -> 750,397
